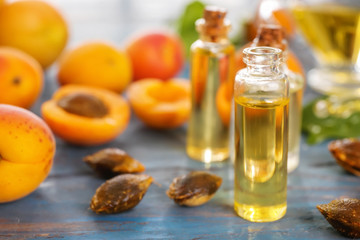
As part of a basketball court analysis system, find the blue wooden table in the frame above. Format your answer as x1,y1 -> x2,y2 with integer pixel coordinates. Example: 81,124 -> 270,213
0,0 -> 359,239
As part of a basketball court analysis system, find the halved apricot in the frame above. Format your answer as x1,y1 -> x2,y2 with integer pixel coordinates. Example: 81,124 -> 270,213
127,78 -> 190,129
41,85 -> 130,146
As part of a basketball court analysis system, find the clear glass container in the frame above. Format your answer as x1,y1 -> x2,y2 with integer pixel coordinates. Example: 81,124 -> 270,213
291,0 -> 360,96
234,46 -> 289,222
186,6 -> 235,163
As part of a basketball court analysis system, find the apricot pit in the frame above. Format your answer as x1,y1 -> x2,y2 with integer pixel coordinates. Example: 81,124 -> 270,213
57,92 -> 108,118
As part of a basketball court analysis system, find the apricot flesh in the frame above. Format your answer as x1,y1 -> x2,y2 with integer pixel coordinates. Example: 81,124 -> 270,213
42,85 -> 130,146
0,104 -> 55,203
127,78 -> 191,129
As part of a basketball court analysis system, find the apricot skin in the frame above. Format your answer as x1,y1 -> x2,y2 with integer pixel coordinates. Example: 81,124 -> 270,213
42,85 -> 130,146
126,33 -> 185,81
127,78 -> 190,129
57,42 -> 132,93
0,0 -> 68,69
0,104 -> 55,203
0,47 -> 43,109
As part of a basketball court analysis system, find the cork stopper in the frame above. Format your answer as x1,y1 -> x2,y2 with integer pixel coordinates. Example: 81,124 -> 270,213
252,24 -> 287,51
196,6 -> 231,42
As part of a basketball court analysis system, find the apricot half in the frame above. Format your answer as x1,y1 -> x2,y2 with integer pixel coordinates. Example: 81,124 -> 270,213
42,85 -> 130,146
127,78 -> 190,129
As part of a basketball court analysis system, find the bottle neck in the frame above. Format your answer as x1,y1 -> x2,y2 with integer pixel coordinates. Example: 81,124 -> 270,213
243,46 -> 283,76
246,63 -> 281,75
198,33 -> 230,44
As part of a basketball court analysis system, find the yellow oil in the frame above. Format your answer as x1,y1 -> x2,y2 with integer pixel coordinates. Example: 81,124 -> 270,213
186,43 -> 235,163
292,4 -> 360,66
234,96 -> 289,222
287,75 -> 304,173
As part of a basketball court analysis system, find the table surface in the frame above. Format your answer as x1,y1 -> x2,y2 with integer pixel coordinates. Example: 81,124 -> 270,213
0,1 -> 359,239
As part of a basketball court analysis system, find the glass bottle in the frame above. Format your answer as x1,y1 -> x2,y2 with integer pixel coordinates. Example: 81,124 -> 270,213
252,24 -> 304,172
234,46 -> 289,222
186,6 -> 235,163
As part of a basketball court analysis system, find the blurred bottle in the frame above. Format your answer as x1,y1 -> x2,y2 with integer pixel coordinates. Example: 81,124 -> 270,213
245,0 -> 296,41
186,6 -> 235,163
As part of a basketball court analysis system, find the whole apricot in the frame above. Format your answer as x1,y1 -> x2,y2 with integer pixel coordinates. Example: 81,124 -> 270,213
0,104 -> 55,203
126,32 -> 185,81
0,0 -> 68,68
0,47 -> 43,109
127,78 -> 190,129
58,42 -> 132,93
42,85 -> 130,146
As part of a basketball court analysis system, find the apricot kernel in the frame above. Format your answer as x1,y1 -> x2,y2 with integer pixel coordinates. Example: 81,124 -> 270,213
57,92 -> 108,118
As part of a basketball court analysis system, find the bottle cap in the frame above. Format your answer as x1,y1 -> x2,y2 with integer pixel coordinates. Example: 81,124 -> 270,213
252,24 -> 287,51
196,6 -> 231,41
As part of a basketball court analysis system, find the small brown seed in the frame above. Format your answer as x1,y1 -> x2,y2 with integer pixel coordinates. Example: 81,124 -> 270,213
83,148 -> 145,178
57,92 -> 108,118
328,138 -> 360,176
317,198 -> 360,238
90,174 -> 153,214
167,171 -> 222,207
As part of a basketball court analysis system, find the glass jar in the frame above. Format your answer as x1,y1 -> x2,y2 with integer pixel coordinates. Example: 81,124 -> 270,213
233,46 -> 289,222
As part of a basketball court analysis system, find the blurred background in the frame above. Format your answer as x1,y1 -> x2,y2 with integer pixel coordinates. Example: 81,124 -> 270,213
42,0 -> 259,47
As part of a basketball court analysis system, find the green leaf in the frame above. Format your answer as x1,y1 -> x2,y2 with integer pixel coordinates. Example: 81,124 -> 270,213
302,97 -> 360,144
176,1 -> 205,58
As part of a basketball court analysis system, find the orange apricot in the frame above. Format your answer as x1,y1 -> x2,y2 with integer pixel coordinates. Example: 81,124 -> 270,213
0,104 -> 55,203
0,0 -> 68,69
127,78 -> 191,129
57,42 -> 132,93
126,32 -> 185,81
41,85 -> 130,146
0,47 -> 43,109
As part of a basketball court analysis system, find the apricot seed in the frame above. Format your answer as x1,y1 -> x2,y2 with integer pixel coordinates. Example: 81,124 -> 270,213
57,92 -> 108,118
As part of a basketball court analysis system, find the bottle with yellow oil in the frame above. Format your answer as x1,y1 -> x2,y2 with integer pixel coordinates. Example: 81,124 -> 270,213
234,46 -> 289,222
186,6 -> 235,163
